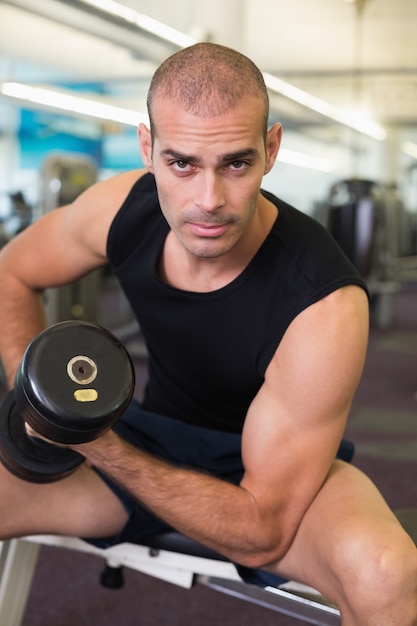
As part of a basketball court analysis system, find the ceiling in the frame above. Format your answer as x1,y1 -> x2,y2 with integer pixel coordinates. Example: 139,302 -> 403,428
0,0 -> 416,146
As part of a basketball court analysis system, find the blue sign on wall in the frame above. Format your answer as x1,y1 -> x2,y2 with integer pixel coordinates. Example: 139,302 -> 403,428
18,109 -> 102,169
18,108 -> 144,171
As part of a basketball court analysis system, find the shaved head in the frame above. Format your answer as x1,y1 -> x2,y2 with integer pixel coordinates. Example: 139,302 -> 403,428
147,43 -> 269,140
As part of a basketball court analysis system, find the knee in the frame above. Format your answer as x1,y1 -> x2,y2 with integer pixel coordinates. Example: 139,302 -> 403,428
360,536 -> 417,599
339,524 -> 417,622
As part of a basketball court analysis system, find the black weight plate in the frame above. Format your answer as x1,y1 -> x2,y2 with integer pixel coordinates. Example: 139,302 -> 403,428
0,391 -> 84,483
14,321 -> 134,444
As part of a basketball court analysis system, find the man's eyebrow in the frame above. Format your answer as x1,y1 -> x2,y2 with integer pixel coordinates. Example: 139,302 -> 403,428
160,149 -> 201,164
160,148 -> 260,164
221,149 -> 260,162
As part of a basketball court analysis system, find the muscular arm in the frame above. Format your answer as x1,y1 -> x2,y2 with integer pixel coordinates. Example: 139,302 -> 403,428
0,169 -> 144,387
77,285 -> 369,568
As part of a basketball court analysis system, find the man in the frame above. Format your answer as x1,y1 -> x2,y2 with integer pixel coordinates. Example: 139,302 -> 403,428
0,43 -> 415,625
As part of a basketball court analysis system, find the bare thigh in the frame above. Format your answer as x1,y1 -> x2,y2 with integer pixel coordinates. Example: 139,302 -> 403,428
0,461 -> 129,540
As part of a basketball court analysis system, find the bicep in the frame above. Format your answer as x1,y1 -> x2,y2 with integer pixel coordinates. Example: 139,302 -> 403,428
240,286 -> 369,534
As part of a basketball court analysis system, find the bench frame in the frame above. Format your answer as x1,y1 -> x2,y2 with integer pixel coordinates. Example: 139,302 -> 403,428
0,533 -> 340,626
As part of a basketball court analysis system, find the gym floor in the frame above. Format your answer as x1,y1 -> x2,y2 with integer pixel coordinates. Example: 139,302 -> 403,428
1,281 -> 417,625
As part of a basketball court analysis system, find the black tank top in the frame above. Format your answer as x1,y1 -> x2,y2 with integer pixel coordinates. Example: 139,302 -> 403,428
107,173 -> 367,432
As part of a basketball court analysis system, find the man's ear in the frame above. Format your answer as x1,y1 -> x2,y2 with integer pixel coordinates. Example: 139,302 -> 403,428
138,123 -> 154,172
264,123 -> 282,175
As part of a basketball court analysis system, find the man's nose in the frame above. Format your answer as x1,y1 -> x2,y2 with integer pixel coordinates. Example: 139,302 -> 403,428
194,172 -> 225,212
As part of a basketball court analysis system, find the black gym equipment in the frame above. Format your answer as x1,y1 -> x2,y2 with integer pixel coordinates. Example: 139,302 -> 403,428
327,179 -> 381,278
0,321 -> 134,483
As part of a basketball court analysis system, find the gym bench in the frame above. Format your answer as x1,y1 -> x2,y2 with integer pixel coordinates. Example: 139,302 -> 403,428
1,511 -> 416,625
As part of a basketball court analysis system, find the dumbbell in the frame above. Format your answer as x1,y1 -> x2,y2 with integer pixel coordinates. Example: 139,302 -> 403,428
0,320 -> 134,483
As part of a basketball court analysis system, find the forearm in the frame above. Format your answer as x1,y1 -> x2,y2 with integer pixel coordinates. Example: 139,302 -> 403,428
0,273 -> 46,387
78,431 -> 285,568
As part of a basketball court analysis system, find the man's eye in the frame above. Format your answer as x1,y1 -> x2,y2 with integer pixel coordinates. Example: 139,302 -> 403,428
171,160 -> 191,171
229,161 -> 250,171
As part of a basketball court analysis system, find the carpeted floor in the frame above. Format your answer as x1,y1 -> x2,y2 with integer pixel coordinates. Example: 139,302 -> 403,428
346,285 -> 417,513
2,282 -> 416,625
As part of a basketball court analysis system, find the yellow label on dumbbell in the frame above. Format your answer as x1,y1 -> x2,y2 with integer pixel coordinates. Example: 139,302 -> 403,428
74,389 -> 98,402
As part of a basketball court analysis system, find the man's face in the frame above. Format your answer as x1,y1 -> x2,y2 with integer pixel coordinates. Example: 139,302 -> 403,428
139,95 -> 280,260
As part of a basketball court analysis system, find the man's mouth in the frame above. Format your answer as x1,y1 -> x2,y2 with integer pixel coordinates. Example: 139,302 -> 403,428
188,222 -> 229,237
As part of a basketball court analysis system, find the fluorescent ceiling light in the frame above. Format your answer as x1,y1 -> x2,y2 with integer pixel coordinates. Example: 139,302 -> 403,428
402,141 -> 417,160
0,82 -> 148,127
263,72 -> 386,141
278,148 -> 334,173
80,0 -> 197,48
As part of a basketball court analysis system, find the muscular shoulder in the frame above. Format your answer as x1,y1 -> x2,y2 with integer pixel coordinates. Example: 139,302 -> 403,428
274,285 -> 368,363
74,168 -> 147,214
266,285 -> 369,412
66,169 -> 149,256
